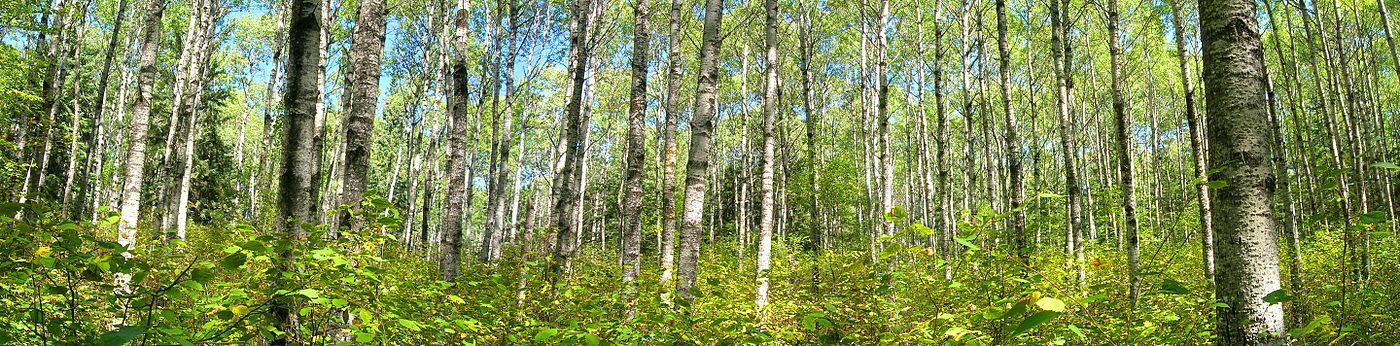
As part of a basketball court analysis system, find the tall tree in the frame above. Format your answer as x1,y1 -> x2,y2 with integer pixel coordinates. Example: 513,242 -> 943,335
340,0 -> 391,229
73,0 -> 130,219
1200,0 -> 1288,340
657,0 -> 685,300
1168,0 -> 1213,286
441,0 -> 473,283
799,0 -> 821,252
1104,0 -> 1140,303
271,0 -> 327,339
676,0 -> 723,304
548,0 -> 593,281
115,0 -> 168,291
620,0 -> 650,317
754,0 -> 778,309
1050,0 -> 1083,288
995,0 -> 1024,261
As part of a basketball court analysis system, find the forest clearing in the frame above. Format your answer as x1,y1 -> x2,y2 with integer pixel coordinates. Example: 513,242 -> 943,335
1,0 -> 1399,343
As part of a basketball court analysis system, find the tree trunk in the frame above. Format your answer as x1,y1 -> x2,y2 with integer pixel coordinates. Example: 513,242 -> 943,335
115,0 -> 167,294
798,1 -> 821,253
441,0 -> 473,283
271,0 -> 327,339
995,0 -> 1024,262
1168,0 -> 1214,286
73,0 -> 130,219
1200,0 -> 1288,340
1105,0 -> 1140,304
340,0 -> 389,230
620,0 -> 649,318
754,0 -> 778,310
548,0 -> 593,282
658,0 -> 684,302
1050,0 -> 1083,289
676,0 -> 723,304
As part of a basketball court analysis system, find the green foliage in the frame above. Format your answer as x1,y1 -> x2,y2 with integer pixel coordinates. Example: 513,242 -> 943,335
4,199 -> 1400,344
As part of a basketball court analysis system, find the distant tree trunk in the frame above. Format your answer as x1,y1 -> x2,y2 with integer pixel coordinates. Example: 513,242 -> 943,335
59,7 -> 92,214
1168,0 -> 1213,287
173,0 -> 222,239
875,0 -> 893,247
657,0 -> 684,302
115,0 -> 167,293
798,2 -> 820,253
73,0 -> 129,219
676,0 -> 723,304
156,0 -> 207,232
253,3 -> 288,217
1049,0 -> 1083,289
1261,5 -> 1308,327
931,0 -> 951,280
754,0 -> 778,310
483,0 -> 519,263
620,0 -> 649,319
1200,0 -> 1288,340
270,0 -> 326,339
441,0 -> 473,283
995,0 -> 1024,262
548,0 -> 593,282
1104,0 -> 1140,304
340,0 -> 389,230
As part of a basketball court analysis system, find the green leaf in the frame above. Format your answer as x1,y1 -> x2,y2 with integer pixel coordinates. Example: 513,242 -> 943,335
878,243 -> 902,260
883,206 -> 908,223
1373,162 -> 1400,170
0,203 -> 22,219
911,223 -> 935,237
1289,315 -> 1330,338
1012,311 -> 1061,335
1157,279 -> 1190,295
1358,211 -> 1388,225
355,331 -> 375,342
294,289 -> 321,299
218,253 -> 247,269
954,237 -> 979,250
1067,324 -> 1086,339
534,328 -> 559,342
397,319 -> 423,331
1035,297 -> 1066,312
190,268 -> 214,284
99,326 -> 144,346
1205,180 -> 1228,189
1263,289 -> 1293,304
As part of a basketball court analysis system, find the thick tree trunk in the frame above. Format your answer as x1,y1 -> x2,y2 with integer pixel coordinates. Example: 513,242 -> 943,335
1105,0 -> 1140,304
271,0 -> 327,339
1050,0 -> 1083,289
754,0 -> 778,310
115,0 -> 167,294
620,0 -> 649,318
658,0 -> 684,302
1200,0 -> 1288,340
676,0 -> 723,304
995,0 -> 1024,262
441,0 -> 473,283
340,0 -> 390,230
548,0 -> 593,282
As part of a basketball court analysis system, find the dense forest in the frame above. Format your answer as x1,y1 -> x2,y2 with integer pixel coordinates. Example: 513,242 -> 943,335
1,0 -> 1398,342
